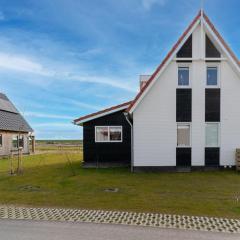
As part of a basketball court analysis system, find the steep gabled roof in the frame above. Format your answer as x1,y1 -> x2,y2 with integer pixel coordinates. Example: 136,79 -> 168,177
127,11 -> 240,113
0,93 -> 33,133
74,101 -> 132,125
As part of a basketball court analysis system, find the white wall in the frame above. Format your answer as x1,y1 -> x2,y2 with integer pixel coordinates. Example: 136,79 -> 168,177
221,61 -> 240,166
133,22 -> 240,167
133,61 -> 177,166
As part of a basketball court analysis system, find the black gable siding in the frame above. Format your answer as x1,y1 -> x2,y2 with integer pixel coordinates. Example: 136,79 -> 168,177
83,110 -> 131,166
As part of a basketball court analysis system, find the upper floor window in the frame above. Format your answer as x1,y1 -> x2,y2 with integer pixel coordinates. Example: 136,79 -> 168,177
95,126 -> 122,142
178,67 -> 189,86
207,67 -> 218,86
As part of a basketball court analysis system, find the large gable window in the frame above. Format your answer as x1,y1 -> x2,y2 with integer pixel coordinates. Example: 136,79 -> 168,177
176,35 -> 192,58
95,126 -> 122,142
206,35 -> 221,58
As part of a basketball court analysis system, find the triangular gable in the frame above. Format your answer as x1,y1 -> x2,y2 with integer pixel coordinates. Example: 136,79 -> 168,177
127,11 -> 240,114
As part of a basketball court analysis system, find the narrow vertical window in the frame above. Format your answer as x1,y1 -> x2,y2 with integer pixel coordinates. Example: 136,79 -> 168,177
205,123 -> 219,147
177,124 -> 190,147
0,134 -> 2,147
178,67 -> 189,86
207,67 -> 218,86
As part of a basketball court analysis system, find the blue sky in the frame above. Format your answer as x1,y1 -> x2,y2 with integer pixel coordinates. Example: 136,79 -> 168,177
0,0 -> 239,139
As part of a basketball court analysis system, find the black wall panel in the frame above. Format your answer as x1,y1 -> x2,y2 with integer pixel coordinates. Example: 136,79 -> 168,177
176,148 -> 191,167
83,111 -> 131,164
177,35 -> 192,58
176,89 -> 192,122
205,89 -> 220,122
205,148 -> 220,166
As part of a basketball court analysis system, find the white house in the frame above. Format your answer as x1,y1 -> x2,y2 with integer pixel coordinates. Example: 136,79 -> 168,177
74,11 -> 240,171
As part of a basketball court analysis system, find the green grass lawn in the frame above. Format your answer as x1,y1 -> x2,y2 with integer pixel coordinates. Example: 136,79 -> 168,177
0,152 -> 239,219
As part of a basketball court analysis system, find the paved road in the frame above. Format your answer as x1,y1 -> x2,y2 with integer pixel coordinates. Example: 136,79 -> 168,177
0,219 -> 239,240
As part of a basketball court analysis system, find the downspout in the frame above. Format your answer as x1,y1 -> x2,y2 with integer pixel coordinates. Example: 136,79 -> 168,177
124,112 -> 134,172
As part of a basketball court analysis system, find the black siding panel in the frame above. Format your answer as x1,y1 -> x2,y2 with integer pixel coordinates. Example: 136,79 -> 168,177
83,111 -> 131,164
205,148 -> 220,166
176,148 -> 191,167
176,89 -> 192,122
176,35 -> 192,58
205,89 -> 220,122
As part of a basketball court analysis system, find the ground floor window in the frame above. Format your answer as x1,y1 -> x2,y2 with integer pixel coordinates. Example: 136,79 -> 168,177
205,123 -> 219,147
177,124 -> 191,147
12,135 -> 24,148
95,126 -> 122,142
0,134 -> 2,147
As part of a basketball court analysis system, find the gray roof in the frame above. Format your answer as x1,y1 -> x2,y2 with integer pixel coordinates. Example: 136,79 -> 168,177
0,93 -> 33,133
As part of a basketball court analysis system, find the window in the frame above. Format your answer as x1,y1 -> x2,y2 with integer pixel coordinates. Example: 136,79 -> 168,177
205,123 -> 219,147
178,67 -> 189,86
176,89 -> 192,122
177,124 -> 190,147
205,35 -> 221,58
0,134 -> 2,147
207,67 -> 218,86
12,136 -> 18,148
19,135 -> 24,148
109,127 -> 122,141
12,135 -> 24,148
95,126 -> 122,142
176,35 -> 192,58
205,89 -> 220,122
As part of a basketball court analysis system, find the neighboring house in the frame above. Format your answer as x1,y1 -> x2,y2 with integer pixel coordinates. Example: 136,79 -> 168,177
0,93 -> 33,156
74,11 -> 240,171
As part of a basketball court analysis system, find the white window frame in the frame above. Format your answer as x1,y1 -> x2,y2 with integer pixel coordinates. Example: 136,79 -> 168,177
177,64 -> 191,88
206,64 -> 220,88
176,123 -> 192,148
95,126 -> 123,143
205,122 -> 220,148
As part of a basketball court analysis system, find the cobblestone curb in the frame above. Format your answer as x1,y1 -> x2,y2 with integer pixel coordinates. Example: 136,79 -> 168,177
0,206 -> 239,233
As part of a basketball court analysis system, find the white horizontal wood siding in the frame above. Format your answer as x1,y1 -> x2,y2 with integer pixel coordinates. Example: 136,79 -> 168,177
221,61 -> 240,166
133,62 -> 177,166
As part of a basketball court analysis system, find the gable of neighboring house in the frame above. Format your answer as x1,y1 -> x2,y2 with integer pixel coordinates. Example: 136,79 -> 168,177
0,93 -> 33,156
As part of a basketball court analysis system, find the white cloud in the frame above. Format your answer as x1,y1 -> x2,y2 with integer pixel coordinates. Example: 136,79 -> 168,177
141,0 -> 167,10
0,51 -> 136,92
23,111 -> 74,120
69,74 -> 136,93
0,52 -> 54,76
